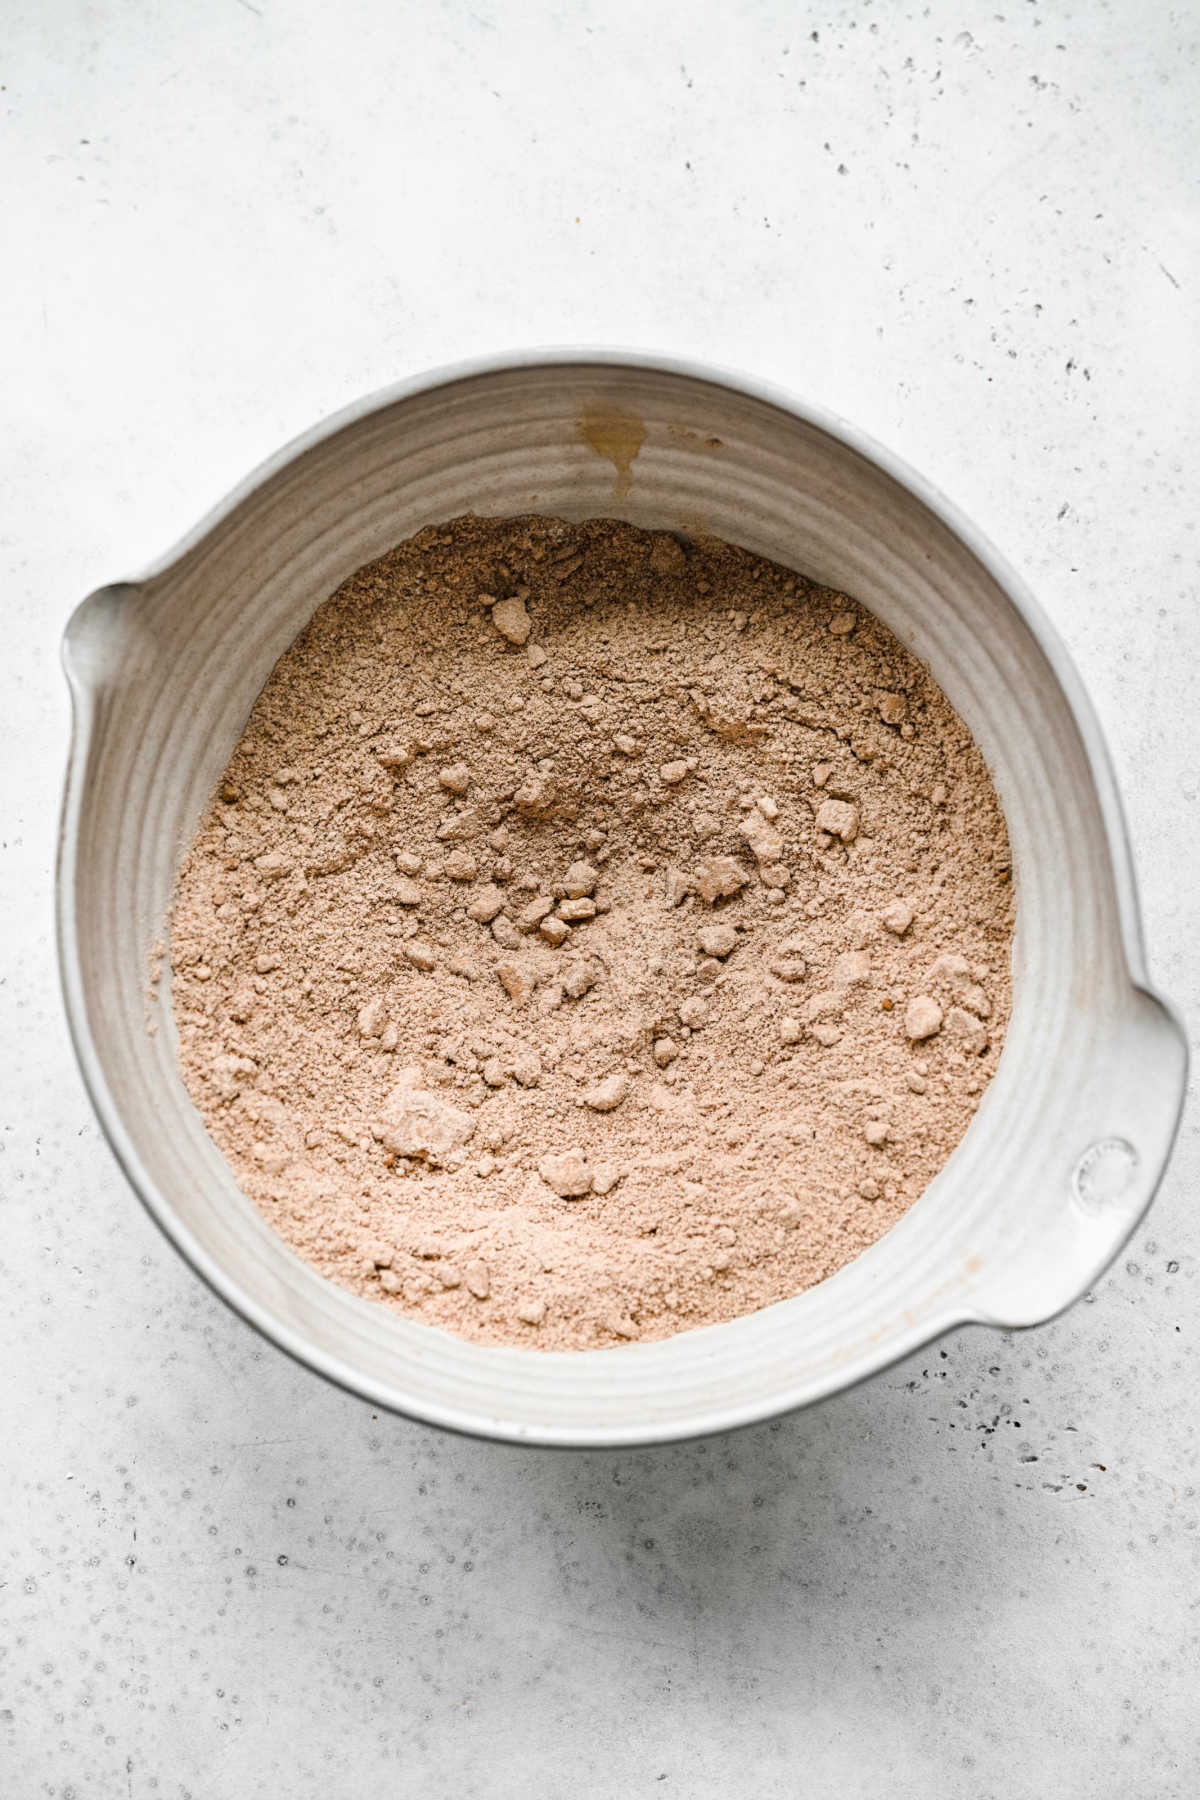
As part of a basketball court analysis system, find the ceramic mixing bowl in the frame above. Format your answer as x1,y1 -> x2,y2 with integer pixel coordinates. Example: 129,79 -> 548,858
57,353 -> 1187,1445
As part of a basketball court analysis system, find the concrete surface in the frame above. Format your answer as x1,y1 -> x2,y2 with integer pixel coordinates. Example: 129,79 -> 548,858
2,2 -> 1197,1795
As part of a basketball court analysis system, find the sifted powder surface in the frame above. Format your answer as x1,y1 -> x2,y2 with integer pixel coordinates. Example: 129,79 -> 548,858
170,515 -> 1014,1349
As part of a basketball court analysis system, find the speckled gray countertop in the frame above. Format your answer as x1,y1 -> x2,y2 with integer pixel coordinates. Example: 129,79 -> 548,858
2,3 -> 1197,1794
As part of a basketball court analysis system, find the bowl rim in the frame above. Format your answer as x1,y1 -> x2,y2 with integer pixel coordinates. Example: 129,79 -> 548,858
56,348 -> 1188,1446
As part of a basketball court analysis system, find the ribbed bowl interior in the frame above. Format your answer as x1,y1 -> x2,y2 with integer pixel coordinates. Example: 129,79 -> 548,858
58,359 -> 1187,1444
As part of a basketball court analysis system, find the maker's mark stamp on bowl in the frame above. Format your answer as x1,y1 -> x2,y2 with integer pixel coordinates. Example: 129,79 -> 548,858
1072,1137 -> 1139,1212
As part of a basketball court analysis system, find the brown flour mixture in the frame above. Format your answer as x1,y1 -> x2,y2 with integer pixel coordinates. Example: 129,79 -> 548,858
170,515 -> 1014,1349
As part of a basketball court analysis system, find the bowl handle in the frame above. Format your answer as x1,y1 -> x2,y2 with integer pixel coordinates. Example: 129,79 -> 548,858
969,984 -> 1188,1329
61,583 -> 146,697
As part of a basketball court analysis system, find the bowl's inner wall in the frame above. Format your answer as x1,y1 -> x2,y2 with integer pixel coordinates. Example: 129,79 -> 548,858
61,363 -> 1177,1442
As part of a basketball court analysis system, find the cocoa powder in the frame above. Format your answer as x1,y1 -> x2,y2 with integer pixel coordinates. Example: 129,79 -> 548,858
169,515 -> 1014,1349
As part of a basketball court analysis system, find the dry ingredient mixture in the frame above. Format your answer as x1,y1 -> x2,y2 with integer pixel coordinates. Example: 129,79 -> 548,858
169,515 -> 1014,1349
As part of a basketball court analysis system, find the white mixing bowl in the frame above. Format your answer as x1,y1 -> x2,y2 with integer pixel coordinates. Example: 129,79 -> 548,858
57,353 -> 1187,1445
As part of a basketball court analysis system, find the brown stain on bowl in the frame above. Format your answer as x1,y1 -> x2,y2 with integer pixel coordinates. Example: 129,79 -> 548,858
577,404 -> 646,497
667,424 -> 724,451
